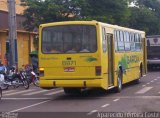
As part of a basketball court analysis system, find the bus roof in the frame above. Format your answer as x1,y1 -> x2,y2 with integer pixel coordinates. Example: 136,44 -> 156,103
40,21 -> 145,34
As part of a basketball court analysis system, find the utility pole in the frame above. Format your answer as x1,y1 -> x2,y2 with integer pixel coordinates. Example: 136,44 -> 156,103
7,0 -> 18,67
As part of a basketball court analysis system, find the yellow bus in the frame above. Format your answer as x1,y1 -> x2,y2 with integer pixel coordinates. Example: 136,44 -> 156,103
38,21 -> 147,94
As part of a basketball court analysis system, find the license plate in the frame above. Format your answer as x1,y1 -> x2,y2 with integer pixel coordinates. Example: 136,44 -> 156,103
64,67 -> 75,72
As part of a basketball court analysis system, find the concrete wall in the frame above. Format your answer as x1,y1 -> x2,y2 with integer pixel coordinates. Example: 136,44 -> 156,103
0,10 -> 25,30
0,30 -> 37,68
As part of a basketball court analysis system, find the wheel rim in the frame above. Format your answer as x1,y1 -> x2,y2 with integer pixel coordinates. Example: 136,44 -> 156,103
118,77 -> 122,90
138,69 -> 142,82
15,78 -> 20,88
23,80 -> 29,89
33,78 -> 39,87
139,71 -> 141,81
118,72 -> 122,91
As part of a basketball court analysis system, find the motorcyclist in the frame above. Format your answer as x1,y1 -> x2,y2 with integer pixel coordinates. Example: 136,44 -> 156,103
0,60 -> 7,74
30,52 -> 38,73
0,60 -> 7,87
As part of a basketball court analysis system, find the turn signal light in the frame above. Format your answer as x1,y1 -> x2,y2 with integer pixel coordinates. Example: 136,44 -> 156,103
39,68 -> 44,77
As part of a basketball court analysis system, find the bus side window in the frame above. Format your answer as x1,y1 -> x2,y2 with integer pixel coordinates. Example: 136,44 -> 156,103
135,33 -> 141,51
114,30 -> 118,51
130,33 -> 135,51
139,34 -> 142,50
102,28 -> 107,53
117,31 -> 125,51
124,31 -> 131,51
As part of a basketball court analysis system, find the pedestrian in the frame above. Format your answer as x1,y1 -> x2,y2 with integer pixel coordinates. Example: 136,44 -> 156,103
30,55 -> 38,72
0,60 -> 7,74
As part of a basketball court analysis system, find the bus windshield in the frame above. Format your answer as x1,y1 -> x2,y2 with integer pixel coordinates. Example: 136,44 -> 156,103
42,25 -> 97,54
147,46 -> 160,59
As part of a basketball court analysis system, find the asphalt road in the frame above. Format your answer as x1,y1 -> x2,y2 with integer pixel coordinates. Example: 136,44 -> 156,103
0,71 -> 160,118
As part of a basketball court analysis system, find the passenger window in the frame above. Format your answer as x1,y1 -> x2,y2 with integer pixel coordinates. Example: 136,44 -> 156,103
114,30 -> 118,51
130,33 -> 135,51
102,28 -> 107,53
124,32 -> 130,51
117,31 -> 125,51
135,33 -> 141,51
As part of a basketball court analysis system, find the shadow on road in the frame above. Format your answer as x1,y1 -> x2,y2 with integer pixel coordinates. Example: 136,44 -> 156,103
52,80 -> 141,100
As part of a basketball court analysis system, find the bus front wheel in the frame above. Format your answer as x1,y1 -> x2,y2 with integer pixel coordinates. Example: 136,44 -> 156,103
115,70 -> 122,93
135,66 -> 142,84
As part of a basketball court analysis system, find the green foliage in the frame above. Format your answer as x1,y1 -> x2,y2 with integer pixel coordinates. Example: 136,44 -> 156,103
21,0 -> 160,35
128,0 -> 160,35
80,0 -> 130,26
21,0 -> 85,31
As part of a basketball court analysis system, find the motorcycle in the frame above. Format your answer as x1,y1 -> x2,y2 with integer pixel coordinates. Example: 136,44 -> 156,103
24,64 -> 39,87
1,67 -> 29,90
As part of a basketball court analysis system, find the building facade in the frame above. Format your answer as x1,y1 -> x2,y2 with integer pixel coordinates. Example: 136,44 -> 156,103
0,0 -> 37,68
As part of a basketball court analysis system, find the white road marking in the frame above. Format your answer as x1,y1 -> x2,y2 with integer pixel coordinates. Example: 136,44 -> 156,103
44,90 -> 64,95
136,87 -> 153,94
101,104 -> 110,108
2,98 -> 49,100
102,96 -> 160,99
142,85 -> 146,87
87,110 -> 98,115
150,81 -> 154,83
147,83 -> 150,85
2,90 -> 17,94
154,79 -> 157,81
23,90 -> 49,95
113,98 -> 120,102
3,89 -> 35,96
10,100 -> 51,112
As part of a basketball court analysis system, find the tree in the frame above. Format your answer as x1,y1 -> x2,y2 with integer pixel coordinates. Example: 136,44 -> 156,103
21,0 -> 85,31
80,0 -> 130,26
21,0 -> 131,31
128,0 -> 160,35
21,0 -> 160,35
128,7 -> 160,35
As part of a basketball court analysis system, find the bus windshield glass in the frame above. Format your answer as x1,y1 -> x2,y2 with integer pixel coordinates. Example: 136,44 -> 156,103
42,25 -> 97,54
147,46 -> 160,59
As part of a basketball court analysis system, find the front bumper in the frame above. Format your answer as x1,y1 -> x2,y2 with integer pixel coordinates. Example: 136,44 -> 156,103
147,59 -> 160,64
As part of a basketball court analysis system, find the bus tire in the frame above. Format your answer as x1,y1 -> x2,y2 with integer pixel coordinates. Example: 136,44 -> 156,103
63,88 -> 81,95
115,70 -> 122,93
135,66 -> 142,84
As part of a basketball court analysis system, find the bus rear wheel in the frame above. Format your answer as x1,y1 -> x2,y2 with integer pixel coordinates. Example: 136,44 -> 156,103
63,88 -> 81,95
115,70 -> 122,93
